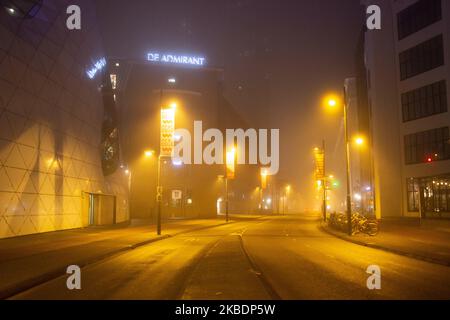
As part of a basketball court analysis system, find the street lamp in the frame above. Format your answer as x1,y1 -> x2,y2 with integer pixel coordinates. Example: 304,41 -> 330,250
284,185 -> 291,214
224,147 -> 236,223
144,150 -> 154,158
354,135 -> 365,147
156,101 -> 176,236
313,143 -> 326,221
324,93 -> 353,236
260,168 -> 268,212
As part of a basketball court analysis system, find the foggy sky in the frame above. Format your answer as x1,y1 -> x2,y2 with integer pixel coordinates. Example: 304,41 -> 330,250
95,0 -> 364,209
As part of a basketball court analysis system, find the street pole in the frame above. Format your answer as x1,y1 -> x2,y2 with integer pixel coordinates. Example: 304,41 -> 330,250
156,155 -> 162,235
343,93 -> 352,236
157,88 -> 163,235
225,177 -> 229,223
322,140 -> 327,222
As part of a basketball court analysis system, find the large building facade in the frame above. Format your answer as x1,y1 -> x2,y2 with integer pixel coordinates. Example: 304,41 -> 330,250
361,0 -> 450,219
0,0 -> 129,239
111,57 -> 260,220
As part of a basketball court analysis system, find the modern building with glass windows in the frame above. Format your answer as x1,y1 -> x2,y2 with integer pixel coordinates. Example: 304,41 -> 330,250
360,0 -> 450,220
0,0 -> 130,239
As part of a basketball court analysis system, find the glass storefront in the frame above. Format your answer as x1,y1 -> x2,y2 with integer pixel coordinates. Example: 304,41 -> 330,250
407,175 -> 450,218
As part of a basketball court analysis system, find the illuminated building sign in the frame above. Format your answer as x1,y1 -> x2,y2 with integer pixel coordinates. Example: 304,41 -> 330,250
86,58 -> 106,79
147,52 -> 206,67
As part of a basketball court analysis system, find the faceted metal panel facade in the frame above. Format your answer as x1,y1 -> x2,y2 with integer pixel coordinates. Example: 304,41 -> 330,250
0,0 -> 129,238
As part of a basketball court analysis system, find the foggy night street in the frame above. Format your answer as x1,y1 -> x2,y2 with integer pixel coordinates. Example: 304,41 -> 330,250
7,214 -> 450,300
1,0 -> 450,311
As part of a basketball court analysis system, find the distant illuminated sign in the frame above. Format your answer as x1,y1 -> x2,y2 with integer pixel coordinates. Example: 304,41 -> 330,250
172,190 -> 182,200
87,58 -> 106,79
147,52 -> 206,67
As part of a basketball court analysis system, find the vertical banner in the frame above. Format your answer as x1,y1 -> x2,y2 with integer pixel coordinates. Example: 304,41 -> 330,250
260,168 -> 268,189
160,108 -> 175,157
313,148 -> 325,182
226,148 -> 236,179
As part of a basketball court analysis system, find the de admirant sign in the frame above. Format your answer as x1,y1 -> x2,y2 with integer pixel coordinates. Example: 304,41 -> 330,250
147,52 -> 206,67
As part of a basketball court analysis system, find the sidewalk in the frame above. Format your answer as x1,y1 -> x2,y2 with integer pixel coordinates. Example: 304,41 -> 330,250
321,220 -> 450,266
0,215 -> 260,299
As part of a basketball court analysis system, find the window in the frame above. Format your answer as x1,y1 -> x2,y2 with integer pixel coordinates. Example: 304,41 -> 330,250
399,35 -> 444,80
397,0 -> 442,40
402,80 -> 447,121
407,178 -> 420,212
110,74 -> 117,90
404,127 -> 450,165
407,176 -> 450,216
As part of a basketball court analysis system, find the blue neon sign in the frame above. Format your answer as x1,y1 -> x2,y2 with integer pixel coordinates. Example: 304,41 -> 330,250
147,52 -> 206,67
86,58 -> 107,79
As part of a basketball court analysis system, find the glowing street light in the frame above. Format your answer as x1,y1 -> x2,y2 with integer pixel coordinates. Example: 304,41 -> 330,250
322,94 -> 342,113
144,150 -> 154,158
354,136 -> 365,146
328,99 -> 337,107
321,92 -> 352,235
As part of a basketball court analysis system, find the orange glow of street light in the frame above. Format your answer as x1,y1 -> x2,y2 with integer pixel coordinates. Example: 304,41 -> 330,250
354,136 -> 365,147
322,93 -> 341,112
144,150 -> 154,158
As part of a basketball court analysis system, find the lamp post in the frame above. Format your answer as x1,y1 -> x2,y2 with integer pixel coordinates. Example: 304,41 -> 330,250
313,145 -> 326,221
156,154 -> 163,235
322,140 -> 327,222
343,96 -> 353,236
225,147 -> 236,223
324,94 -> 352,235
225,176 -> 229,223
157,99 -> 176,236
260,168 -> 268,213
284,185 -> 291,215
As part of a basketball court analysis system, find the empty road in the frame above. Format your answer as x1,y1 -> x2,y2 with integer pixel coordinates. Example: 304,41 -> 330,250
11,214 -> 450,300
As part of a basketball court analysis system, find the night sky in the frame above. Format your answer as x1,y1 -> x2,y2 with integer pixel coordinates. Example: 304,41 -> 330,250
95,0 -> 365,208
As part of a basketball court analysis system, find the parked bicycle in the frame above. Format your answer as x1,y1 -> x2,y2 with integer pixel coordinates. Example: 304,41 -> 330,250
328,212 -> 379,236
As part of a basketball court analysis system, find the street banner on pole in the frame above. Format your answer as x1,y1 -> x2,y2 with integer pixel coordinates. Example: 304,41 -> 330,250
313,148 -> 325,181
226,149 -> 236,179
260,168 -> 268,189
160,108 -> 175,157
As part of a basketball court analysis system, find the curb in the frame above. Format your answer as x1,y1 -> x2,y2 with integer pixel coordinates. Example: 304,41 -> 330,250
319,224 -> 450,267
0,220 -> 240,300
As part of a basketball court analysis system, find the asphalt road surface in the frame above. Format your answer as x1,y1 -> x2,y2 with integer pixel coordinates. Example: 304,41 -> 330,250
10,214 -> 450,300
